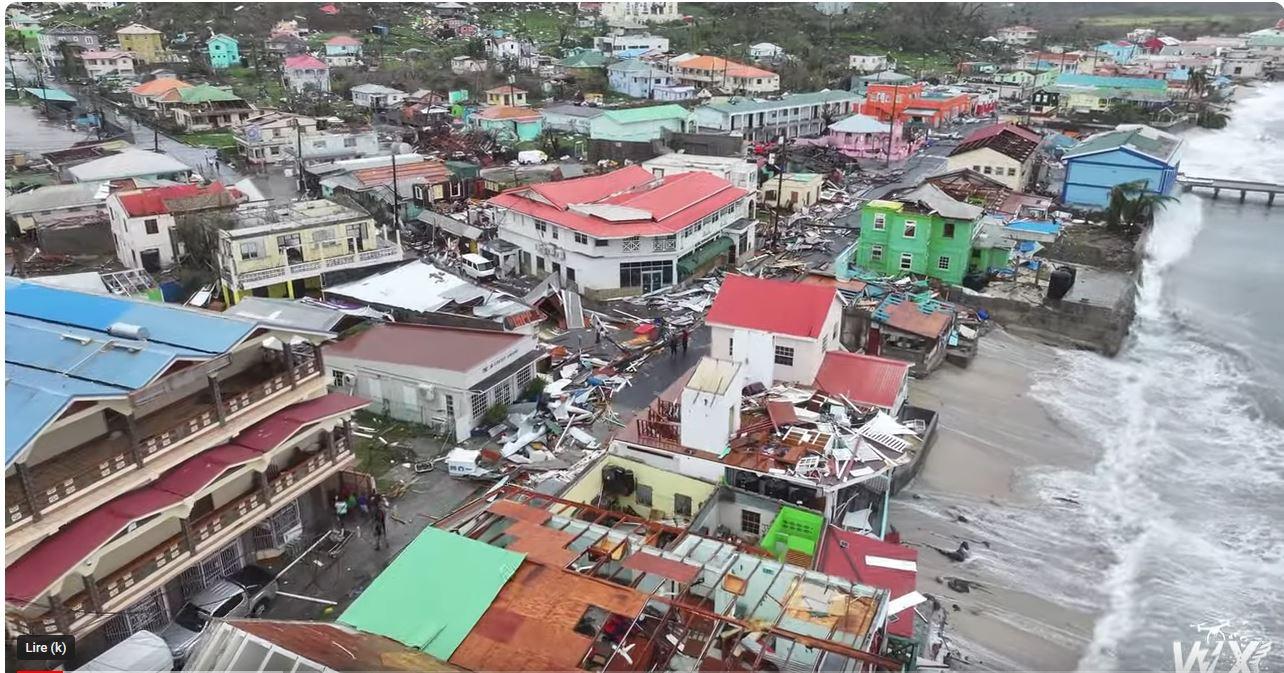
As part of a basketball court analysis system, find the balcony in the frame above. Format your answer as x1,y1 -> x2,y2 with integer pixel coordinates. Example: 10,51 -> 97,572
224,238 -> 405,291
5,344 -> 323,531
6,427 -> 353,638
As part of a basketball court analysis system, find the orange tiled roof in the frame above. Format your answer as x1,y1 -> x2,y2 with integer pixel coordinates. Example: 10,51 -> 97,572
477,105 -> 541,121
674,55 -> 776,79
129,77 -> 191,96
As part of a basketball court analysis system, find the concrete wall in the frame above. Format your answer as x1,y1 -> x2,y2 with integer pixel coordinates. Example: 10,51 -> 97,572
563,454 -> 719,521
37,221 -> 115,255
944,283 -> 1136,356
613,442 -> 726,483
680,365 -> 744,454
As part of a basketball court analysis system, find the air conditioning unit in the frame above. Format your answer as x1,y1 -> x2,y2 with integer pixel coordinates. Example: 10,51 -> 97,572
418,383 -> 436,399
341,373 -> 356,386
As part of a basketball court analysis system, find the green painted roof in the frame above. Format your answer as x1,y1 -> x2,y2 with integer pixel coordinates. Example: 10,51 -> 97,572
1246,28 -> 1284,47
177,84 -> 242,103
559,49 -> 607,68
701,89 -> 862,114
601,104 -> 690,123
23,88 -> 76,103
338,527 -> 524,660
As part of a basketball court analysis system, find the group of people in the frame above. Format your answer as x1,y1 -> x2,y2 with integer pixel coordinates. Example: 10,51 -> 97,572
667,327 -> 691,357
333,490 -> 391,550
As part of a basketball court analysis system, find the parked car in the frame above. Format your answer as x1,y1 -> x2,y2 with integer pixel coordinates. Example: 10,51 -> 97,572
157,565 -> 277,667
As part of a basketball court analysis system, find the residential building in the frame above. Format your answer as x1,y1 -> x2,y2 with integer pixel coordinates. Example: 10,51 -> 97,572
925,168 -> 1055,221
593,32 -> 669,54
264,31 -> 308,58
1142,35 -> 1182,54
67,149 -> 192,183
4,279 -> 358,661
850,69 -> 912,95
760,172 -> 825,212
38,25 -> 100,70
217,199 -> 405,304
323,34 -> 362,66
107,182 -> 242,271
484,36 -> 526,62
669,54 -> 780,94
539,102 -> 605,134
825,113 -> 920,161
156,84 -> 255,132
946,123 -> 1043,191
1048,72 -> 1170,113
350,83 -> 406,110
992,68 -> 1058,90
557,47 -> 608,72
323,261 -> 540,331
206,33 -> 239,69
1096,40 -> 1140,64
315,156 -> 459,226
607,59 -> 676,98
79,50 -> 134,79
1015,50 -> 1082,73
184,619 -> 460,673
653,84 -> 696,101
642,152 -> 758,194
814,351 -> 912,415
487,165 -> 756,296
854,183 -> 988,285
1245,22 -> 1284,68
283,54 -> 331,93
997,25 -> 1039,45
848,54 -> 888,72
5,183 -> 106,234
1222,49 -> 1267,78
324,323 -> 545,440
706,275 -> 842,385
469,106 -> 544,143
817,525 -> 922,651
9,11 -> 41,42
600,0 -> 680,26
588,104 -> 693,142
116,23 -> 164,63
694,89 -> 862,141
128,76 -> 191,109
1060,124 -> 1183,209
861,83 -> 970,128
484,84 -> 527,107
449,55 -> 487,74
749,42 -> 784,60
234,111 -> 319,165
282,128 -> 381,165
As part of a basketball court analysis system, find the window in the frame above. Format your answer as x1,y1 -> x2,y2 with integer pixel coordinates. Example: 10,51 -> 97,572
239,241 -> 262,259
741,509 -> 761,535
636,484 -> 653,507
983,166 -> 992,174
143,218 -> 159,235
937,256 -> 951,271
343,136 -> 357,147
595,238 -> 610,247
972,165 -> 981,172
674,493 -> 692,517
622,236 -> 642,253
471,391 -> 488,419
903,220 -> 917,238
574,232 -> 588,245
943,221 -> 956,239
619,260 -> 673,288
1007,167 -> 1017,176
331,368 -> 351,388
728,336 -> 733,357
534,220 -> 547,233
445,394 -> 455,418
551,227 -> 560,239
653,235 -> 676,252
872,213 -> 886,231
899,252 -> 913,270
871,244 -> 883,262
774,345 -> 794,366
566,267 -> 576,281
276,233 -> 302,249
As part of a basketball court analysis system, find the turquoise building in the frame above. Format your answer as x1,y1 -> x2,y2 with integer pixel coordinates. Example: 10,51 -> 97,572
588,105 -> 693,142
1061,125 -> 1183,209
207,34 -> 239,69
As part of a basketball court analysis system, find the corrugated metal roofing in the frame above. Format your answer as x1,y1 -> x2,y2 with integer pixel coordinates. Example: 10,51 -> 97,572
816,526 -> 918,639
5,363 -> 126,464
5,314 -> 204,389
324,323 -> 526,374
706,275 -> 837,339
600,104 -> 689,124
813,351 -> 909,410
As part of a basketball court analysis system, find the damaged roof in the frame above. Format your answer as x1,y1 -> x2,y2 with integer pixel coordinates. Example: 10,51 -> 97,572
813,351 -> 910,410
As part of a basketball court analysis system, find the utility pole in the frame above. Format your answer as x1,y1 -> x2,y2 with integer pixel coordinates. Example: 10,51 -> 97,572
32,51 -> 50,116
390,148 -> 401,232
294,117 -> 305,195
884,82 -> 900,166
153,124 -> 160,152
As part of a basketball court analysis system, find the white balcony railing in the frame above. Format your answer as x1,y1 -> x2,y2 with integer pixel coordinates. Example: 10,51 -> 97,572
228,241 -> 404,290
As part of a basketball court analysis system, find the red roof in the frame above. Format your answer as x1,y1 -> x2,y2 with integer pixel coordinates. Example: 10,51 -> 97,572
285,53 -> 329,70
705,275 -> 837,339
5,393 -> 367,604
813,351 -> 909,410
961,122 -> 1041,145
319,3 -> 340,15
325,34 -> 361,46
116,182 -> 231,217
476,105 -> 540,121
816,526 -> 919,638
323,323 -> 528,373
878,300 -> 953,339
487,165 -> 749,238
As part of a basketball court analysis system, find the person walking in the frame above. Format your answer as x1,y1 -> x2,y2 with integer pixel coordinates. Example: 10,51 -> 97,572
372,500 -> 388,550
668,334 -> 679,357
681,328 -> 690,354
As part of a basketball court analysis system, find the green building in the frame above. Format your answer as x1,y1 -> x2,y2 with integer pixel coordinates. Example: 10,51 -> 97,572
206,34 -> 239,69
854,183 -> 1005,285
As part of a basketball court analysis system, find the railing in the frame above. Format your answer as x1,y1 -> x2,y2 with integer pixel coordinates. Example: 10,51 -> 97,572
6,427 -> 353,637
5,348 -> 323,529
232,242 -> 403,288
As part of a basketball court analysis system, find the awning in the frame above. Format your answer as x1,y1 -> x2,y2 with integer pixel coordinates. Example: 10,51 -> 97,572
678,237 -> 734,276
416,210 -> 482,239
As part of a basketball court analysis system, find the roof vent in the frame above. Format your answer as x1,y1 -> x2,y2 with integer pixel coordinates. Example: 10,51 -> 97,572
107,322 -> 149,340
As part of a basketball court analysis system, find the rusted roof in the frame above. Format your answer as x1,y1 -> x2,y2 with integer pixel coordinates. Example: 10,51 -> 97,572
226,620 -> 465,671
324,323 -> 527,373
128,77 -> 191,96
813,351 -> 909,410
476,105 -> 541,121
620,551 -> 701,583
874,297 -> 953,339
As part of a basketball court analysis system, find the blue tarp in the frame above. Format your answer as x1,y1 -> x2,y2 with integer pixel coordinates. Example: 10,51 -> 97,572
1005,219 -> 1061,236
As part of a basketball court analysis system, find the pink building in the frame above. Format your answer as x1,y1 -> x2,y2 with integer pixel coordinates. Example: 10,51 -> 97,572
826,114 -> 922,161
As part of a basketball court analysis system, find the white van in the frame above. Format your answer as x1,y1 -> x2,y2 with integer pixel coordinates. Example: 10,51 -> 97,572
460,253 -> 496,281
77,631 -> 173,672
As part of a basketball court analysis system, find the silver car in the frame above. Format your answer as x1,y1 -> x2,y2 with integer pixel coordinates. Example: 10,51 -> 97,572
158,566 -> 276,667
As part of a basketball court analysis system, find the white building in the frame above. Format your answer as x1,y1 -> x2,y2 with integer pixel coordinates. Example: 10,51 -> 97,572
107,182 -> 241,271
450,55 -> 488,74
487,165 -> 756,297
594,32 -> 670,55
350,83 -> 406,109
848,54 -> 887,72
693,89 -> 863,141
234,111 -> 319,165
283,54 -> 331,93
997,25 -> 1039,45
324,323 -> 546,441
705,274 -> 843,386
79,50 -> 135,79
600,1 -> 681,26
642,152 -> 759,196
749,42 -> 784,60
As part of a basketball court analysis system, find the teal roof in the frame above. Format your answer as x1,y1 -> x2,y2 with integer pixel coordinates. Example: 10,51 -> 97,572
559,49 -> 606,68
1063,126 -> 1182,164
338,527 -> 524,660
701,89 -> 862,114
1054,73 -> 1167,91
601,104 -> 690,123
23,87 -> 76,103
177,84 -> 242,103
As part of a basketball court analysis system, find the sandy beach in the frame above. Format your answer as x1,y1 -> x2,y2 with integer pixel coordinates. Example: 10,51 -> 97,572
892,329 -> 1102,670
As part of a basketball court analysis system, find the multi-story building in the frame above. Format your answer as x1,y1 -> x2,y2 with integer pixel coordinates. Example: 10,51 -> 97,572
488,165 -> 756,296
945,123 -> 1043,191
38,25 -> 100,70
4,278 -> 364,662
600,0 -> 680,26
825,113 -> 921,161
853,183 -> 990,285
217,199 -> 405,304
848,54 -> 888,72
323,35 -> 362,67
234,111 -> 319,165
669,54 -> 780,94
107,182 -> 242,271
282,54 -> 331,93
350,83 -> 406,110
1060,124 -> 1183,209
996,25 -> 1039,45
587,104 -> 692,142
607,59 -> 677,98
206,34 -> 239,69
281,128 -> 381,166
694,89 -> 862,141
155,84 -> 255,132
128,76 -> 190,110
593,32 -> 669,54
1245,21 -> 1284,69
641,152 -> 759,195
79,50 -> 134,79
116,23 -> 164,63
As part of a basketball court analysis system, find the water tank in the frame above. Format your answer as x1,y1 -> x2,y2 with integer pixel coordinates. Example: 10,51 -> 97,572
1046,268 -> 1074,301
107,322 -> 150,340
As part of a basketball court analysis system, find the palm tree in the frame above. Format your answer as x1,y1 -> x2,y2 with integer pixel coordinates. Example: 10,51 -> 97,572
1186,67 -> 1208,101
1104,180 -> 1176,234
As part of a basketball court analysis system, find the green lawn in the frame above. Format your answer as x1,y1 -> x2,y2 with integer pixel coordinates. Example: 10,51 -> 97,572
179,131 -> 237,149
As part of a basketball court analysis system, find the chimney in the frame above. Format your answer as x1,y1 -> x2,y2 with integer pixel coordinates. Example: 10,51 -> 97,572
680,357 -> 744,456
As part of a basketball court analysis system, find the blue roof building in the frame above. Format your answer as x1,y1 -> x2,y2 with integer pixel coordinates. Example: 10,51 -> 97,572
1060,124 -> 1184,209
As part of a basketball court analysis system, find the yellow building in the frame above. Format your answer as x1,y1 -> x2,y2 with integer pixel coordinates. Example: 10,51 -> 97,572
557,454 -> 719,525
218,199 -> 405,305
116,23 -> 164,64
761,172 -> 826,212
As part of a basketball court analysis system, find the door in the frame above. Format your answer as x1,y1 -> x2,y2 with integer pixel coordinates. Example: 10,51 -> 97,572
641,269 -> 664,293
140,249 -> 161,272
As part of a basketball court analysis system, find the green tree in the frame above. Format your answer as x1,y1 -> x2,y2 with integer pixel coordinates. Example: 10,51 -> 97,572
1104,180 -> 1176,235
